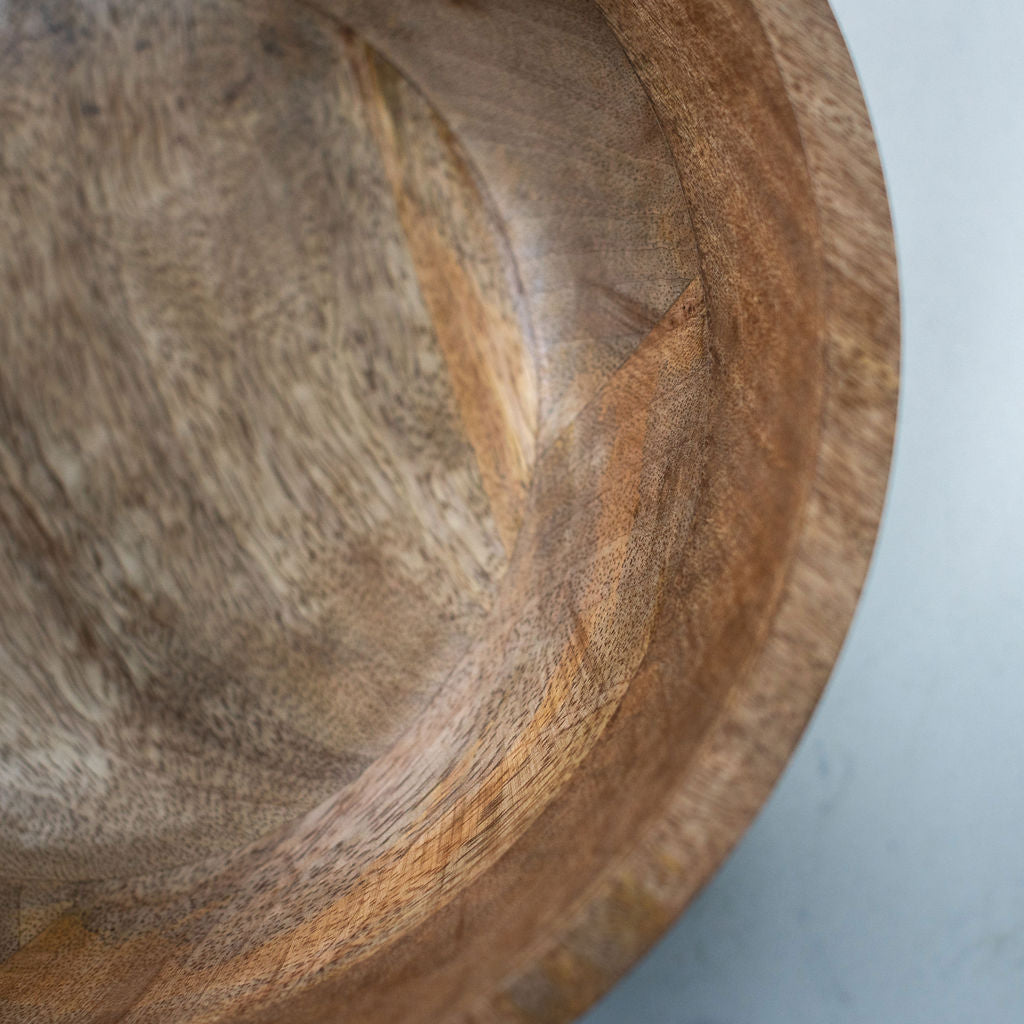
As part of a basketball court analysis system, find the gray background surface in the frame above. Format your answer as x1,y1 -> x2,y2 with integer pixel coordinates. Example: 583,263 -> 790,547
582,0 -> 1024,1021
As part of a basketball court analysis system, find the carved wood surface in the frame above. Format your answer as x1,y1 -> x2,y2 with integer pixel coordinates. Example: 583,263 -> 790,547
0,0 -> 897,1020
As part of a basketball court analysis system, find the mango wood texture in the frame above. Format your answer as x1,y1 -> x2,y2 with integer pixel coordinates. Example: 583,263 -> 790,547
0,0 -> 898,1020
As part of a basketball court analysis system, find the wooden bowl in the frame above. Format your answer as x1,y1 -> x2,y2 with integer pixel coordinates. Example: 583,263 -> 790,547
0,0 -> 897,1020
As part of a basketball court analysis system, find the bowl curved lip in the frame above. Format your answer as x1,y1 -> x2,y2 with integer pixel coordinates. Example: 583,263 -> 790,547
212,1 -> 899,1019
478,0 -> 900,1016
250,1 -> 899,1017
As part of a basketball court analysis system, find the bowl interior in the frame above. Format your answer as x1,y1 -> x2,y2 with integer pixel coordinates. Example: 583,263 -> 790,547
0,0 -> 699,881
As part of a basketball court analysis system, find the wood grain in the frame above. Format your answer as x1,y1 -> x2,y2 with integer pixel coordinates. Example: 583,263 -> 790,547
0,0 -> 897,1021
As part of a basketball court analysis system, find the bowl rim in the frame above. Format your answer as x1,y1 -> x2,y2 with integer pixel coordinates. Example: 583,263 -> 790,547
478,0 -> 900,1016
